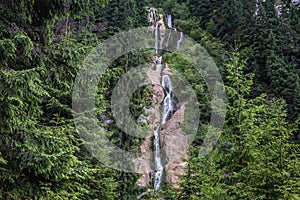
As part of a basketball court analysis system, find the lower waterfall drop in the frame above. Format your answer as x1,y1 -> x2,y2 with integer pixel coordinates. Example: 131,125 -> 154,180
153,125 -> 163,190
153,56 -> 164,190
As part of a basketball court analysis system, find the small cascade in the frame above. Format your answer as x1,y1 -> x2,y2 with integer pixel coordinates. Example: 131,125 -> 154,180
148,11 -> 151,23
154,22 -> 159,54
156,56 -> 163,72
148,7 -> 158,24
165,31 -> 171,50
161,75 -> 176,125
166,14 -> 172,28
177,32 -> 183,49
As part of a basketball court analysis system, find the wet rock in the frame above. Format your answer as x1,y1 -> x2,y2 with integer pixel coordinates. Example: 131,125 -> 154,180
136,67 -> 190,188
160,103 -> 190,187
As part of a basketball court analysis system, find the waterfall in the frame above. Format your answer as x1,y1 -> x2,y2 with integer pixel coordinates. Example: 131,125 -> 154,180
148,7 -> 179,190
153,125 -> 163,190
153,60 -> 177,191
177,32 -> 183,49
153,56 -> 164,190
161,75 -> 176,125
166,14 -> 172,28
165,31 -> 171,50
148,12 -> 152,23
156,56 -> 162,72
148,7 -> 157,23
154,22 -> 159,54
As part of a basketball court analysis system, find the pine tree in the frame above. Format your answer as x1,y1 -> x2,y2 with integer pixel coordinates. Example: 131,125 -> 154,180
231,95 -> 300,199
0,1 -> 120,199
217,53 -> 300,199
177,141 -> 232,200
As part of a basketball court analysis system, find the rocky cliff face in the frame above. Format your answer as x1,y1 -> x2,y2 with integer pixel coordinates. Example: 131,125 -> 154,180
136,7 -> 190,189
160,103 -> 189,187
136,63 -> 189,188
136,65 -> 163,187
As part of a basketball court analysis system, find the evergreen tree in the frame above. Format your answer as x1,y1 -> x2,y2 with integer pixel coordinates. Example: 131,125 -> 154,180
0,1 -> 119,199
218,53 -> 299,199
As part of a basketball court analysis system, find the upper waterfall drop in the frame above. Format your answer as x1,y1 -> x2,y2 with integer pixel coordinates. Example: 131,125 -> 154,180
148,7 -> 158,24
154,21 -> 159,54
166,14 -> 172,28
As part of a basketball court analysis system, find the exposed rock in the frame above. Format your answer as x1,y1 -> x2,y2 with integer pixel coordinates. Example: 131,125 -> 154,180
159,103 -> 190,187
146,66 -> 165,105
160,103 -> 187,148
137,62 -> 190,188
163,63 -> 173,76
146,105 -> 161,130
136,67 -> 163,187
165,157 -> 188,188
137,114 -> 147,124
139,136 -> 152,153
151,56 -> 158,63
152,85 -> 165,104
136,135 -> 152,187
158,14 -> 166,51
146,69 -> 161,85
148,8 -> 157,28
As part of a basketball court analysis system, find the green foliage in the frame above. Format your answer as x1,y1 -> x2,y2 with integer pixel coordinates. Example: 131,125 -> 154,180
0,0 -> 121,199
0,0 -> 299,199
177,146 -> 231,200
175,52 -> 300,199
235,95 -> 300,199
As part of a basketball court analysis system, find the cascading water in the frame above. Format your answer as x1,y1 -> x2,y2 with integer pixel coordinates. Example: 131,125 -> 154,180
153,124 -> 163,190
177,32 -> 183,49
165,31 -> 172,50
154,22 -> 159,54
153,56 -> 164,190
148,7 -> 157,23
166,14 -> 172,28
165,14 -> 173,51
148,7 -> 181,190
153,75 -> 177,190
161,75 -> 176,125
156,56 -> 162,72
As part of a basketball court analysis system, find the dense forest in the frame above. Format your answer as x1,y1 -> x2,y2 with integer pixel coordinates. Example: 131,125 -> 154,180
0,0 -> 299,199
